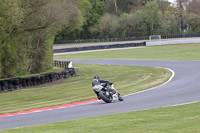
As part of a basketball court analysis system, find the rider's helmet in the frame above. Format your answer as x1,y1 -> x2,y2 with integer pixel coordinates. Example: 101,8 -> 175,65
92,75 -> 101,86
94,75 -> 100,80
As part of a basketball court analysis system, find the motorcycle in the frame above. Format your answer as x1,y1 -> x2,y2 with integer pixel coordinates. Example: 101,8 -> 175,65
93,83 -> 124,103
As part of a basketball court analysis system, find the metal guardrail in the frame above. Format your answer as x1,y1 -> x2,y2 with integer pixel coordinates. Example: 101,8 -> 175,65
54,60 -> 72,68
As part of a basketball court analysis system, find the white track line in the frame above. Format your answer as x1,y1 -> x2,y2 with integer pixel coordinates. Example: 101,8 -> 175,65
170,101 -> 199,107
124,67 -> 199,107
124,67 -> 175,97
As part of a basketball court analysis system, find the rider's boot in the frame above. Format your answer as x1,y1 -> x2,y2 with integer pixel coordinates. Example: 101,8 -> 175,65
94,91 -> 101,100
117,92 -> 124,101
97,95 -> 101,100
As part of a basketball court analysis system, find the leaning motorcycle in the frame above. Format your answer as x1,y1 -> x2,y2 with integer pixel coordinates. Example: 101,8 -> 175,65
93,83 -> 124,103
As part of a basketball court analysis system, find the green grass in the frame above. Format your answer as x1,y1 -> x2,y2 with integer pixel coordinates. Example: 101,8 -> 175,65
54,43 -> 200,60
2,102 -> 200,133
1,43 -> 199,132
0,63 -> 171,115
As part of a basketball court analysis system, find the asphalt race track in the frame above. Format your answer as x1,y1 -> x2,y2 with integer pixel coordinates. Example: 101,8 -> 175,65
0,59 -> 200,130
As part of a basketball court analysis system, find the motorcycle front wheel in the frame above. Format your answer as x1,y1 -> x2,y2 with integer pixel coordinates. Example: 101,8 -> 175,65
99,91 -> 113,103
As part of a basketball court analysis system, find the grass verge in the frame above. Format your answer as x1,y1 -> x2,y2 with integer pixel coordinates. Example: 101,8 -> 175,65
0,63 -> 171,115
54,43 -> 200,60
2,102 -> 200,133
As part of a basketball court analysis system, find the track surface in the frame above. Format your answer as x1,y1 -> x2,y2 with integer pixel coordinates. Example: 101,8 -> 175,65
1,59 -> 200,130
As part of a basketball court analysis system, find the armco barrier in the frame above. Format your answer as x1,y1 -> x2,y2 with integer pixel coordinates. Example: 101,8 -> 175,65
54,60 -> 71,68
0,68 -> 75,93
53,42 -> 146,53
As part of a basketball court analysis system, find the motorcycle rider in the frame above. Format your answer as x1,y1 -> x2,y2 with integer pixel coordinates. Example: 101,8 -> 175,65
92,75 -> 123,101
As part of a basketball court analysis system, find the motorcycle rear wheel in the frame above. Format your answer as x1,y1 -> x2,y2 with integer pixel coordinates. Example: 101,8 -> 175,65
99,91 -> 113,103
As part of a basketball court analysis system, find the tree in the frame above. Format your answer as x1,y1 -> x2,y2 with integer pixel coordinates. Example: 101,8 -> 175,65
185,0 -> 200,33
104,0 -> 152,14
185,13 -> 200,33
80,0 -> 105,39
158,11 -> 178,34
0,0 -> 24,78
175,0 -> 189,32
21,0 -> 79,73
145,0 -> 160,35
55,0 -> 90,40
91,10 -> 149,38
0,0 -> 80,78
55,0 -> 105,40
157,0 -> 171,13
187,0 -> 200,15
91,13 -> 117,38
125,10 -> 149,36
110,11 -> 148,38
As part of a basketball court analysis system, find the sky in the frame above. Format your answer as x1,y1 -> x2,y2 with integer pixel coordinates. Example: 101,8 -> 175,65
168,0 -> 175,3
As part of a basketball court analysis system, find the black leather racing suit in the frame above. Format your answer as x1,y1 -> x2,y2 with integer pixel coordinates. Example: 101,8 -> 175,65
92,75 -> 115,99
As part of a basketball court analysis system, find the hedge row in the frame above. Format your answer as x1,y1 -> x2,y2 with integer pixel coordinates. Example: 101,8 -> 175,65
0,68 -> 75,93
53,42 -> 146,53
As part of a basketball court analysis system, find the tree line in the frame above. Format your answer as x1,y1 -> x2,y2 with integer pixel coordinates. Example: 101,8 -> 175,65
0,0 -> 200,79
0,0 -> 79,78
55,0 -> 200,40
